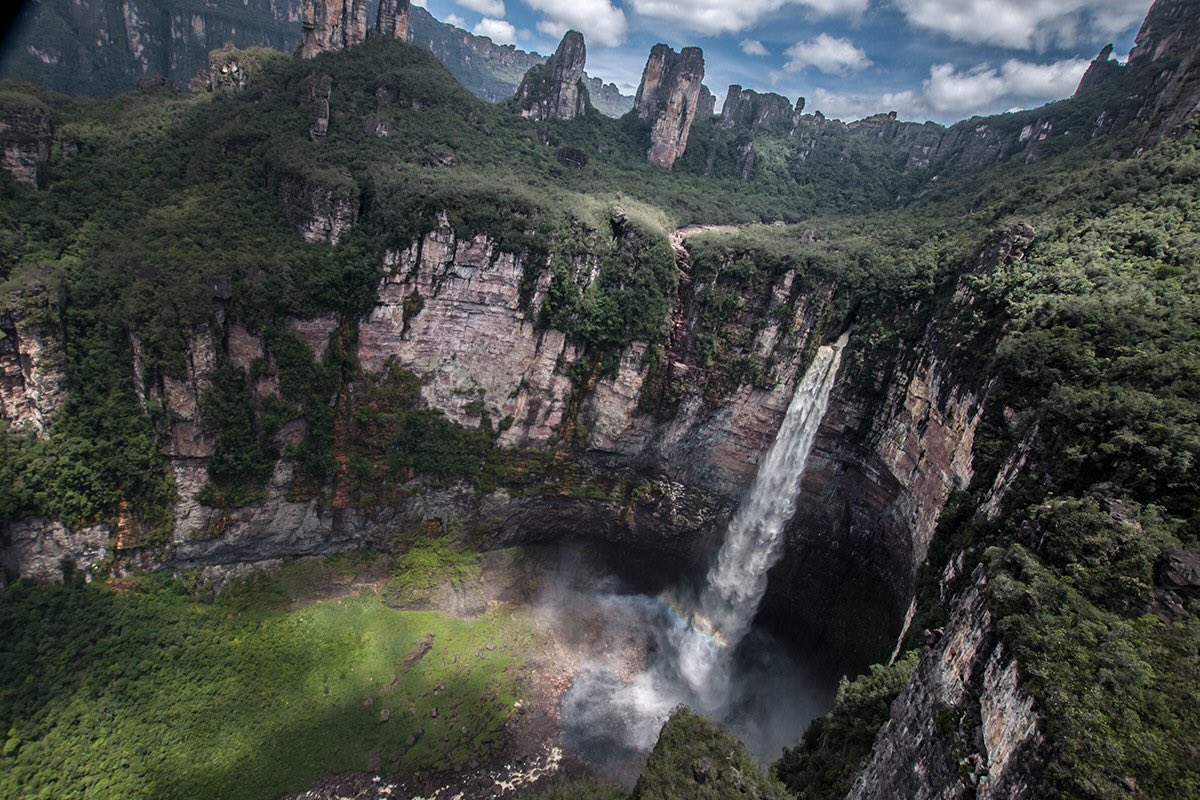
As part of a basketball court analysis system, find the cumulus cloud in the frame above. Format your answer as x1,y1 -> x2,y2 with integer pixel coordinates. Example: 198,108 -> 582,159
445,13 -> 467,28
741,39 -> 769,56
472,17 -> 519,44
784,34 -> 871,74
895,0 -> 1145,50
524,0 -> 628,48
923,58 -> 1091,114
457,0 -> 506,16
628,0 -> 868,36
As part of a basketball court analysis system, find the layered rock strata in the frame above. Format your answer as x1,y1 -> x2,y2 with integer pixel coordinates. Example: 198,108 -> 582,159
634,44 -> 706,169
847,567 -> 1042,800
374,0 -> 411,42
299,0 -> 367,58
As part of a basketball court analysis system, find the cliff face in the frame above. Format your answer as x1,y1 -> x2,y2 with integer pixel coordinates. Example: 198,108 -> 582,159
766,225 -> 1034,671
373,0 -> 411,42
1075,0 -> 1200,145
0,317 -> 67,438
719,85 -> 794,132
0,99 -> 50,187
512,31 -> 590,122
0,0 -> 303,95
634,45 -> 706,169
846,567 -> 1042,800
299,0 -> 367,58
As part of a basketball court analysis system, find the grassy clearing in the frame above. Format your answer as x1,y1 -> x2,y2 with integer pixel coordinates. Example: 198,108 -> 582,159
0,557 -> 538,800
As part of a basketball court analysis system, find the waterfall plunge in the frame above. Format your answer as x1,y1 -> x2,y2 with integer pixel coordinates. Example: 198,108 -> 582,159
674,331 -> 849,710
559,332 -> 849,767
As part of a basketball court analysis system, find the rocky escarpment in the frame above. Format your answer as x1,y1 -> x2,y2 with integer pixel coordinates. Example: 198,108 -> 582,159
846,566 -> 1042,800
718,85 -> 794,132
0,0 -> 303,96
766,225 -> 1036,671
634,45 -> 707,169
405,6 -> 632,117
0,96 -> 51,186
512,31 -> 590,122
1075,0 -> 1200,145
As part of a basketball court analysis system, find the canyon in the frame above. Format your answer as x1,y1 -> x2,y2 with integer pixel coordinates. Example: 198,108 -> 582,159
0,1 -> 1198,799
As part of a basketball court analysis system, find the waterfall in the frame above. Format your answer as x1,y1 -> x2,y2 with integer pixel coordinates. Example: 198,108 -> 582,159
559,332 -> 849,763
675,331 -> 849,708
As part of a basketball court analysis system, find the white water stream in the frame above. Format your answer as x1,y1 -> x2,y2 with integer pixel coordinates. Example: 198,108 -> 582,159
675,330 -> 849,709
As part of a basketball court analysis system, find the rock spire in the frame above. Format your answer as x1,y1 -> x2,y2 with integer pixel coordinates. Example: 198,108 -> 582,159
634,44 -> 706,169
375,0 -> 411,42
512,30 -> 590,121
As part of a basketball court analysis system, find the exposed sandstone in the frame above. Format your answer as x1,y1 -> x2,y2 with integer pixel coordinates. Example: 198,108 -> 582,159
512,30 -> 589,122
271,171 -> 359,245
0,99 -> 51,186
0,294 -> 67,437
634,44 -> 706,169
358,212 -> 577,449
0,518 -> 111,582
719,85 -> 794,131
373,0 -> 411,41
847,567 -> 1042,800
308,73 -> 332,139
299,0 -> 367,58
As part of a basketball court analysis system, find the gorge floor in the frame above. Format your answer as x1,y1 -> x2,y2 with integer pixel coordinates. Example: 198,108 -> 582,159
262,539 -> 839,799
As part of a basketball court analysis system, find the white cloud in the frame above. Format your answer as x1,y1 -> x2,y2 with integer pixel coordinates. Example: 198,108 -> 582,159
445,13 -> 466,28
895,0 -> 1145,50
472,17 -> 519,44
784,34 -> 871,74
740,38 -> 769,56
411,0 -> 427,7
805,87 -> 927,120
457,0 -> 506,16
923,57 -> 1091,114
524,0 -> 628,48
627,0 -> 868,35
739,38 -> 768,56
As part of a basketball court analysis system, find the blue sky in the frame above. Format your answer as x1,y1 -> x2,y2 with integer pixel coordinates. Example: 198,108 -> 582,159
413,0 -> 1150,124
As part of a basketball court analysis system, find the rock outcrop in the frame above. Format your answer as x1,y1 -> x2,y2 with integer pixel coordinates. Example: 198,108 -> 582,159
512,31 -> 590,122
271,169 -> 359,244
718,85 -> 794,131
847,567 -> 1042,800
0,97 -> 50,186
190,46 -> 288,94
299,0 -> 367,58
696,85 -> 717,120
634,44 -> 706,169
0,314 -> 67,437
373,0 -> 411,42
0,518 -> 111,582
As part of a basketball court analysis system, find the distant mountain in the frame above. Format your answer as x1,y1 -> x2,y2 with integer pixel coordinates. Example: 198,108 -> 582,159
0,0 -> 633,116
